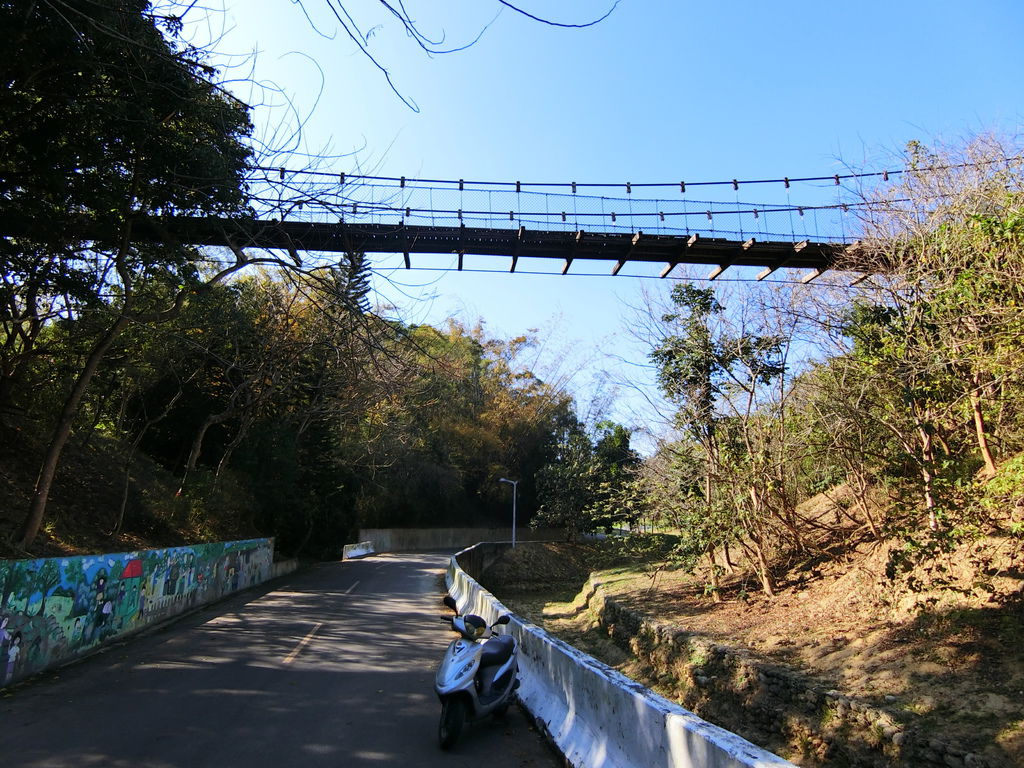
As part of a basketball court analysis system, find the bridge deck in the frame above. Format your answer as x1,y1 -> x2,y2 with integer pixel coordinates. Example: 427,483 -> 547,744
155,217 -> 848,276
3,215 -> 851,277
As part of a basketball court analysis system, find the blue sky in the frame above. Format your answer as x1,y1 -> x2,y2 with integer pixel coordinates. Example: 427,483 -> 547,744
215,1 -> 1024,441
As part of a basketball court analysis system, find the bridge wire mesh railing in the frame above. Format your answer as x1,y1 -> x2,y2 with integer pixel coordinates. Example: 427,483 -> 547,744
244,169 -> 867,246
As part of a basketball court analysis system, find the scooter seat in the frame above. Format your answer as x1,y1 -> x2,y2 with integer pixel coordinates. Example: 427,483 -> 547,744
480,634 -> 514,667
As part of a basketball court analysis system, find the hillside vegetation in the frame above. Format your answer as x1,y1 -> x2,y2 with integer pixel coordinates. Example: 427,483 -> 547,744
568,138 -> 1024,609
0,302 -> 584,559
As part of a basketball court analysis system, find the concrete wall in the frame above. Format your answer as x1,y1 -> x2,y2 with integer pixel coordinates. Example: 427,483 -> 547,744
0,538 -> 280,688
272,559 -> 300,579
359,527 -> 565,553
447,543 -> 797,768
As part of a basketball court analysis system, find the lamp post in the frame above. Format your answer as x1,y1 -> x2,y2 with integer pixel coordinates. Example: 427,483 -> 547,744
499,477 -> 518,548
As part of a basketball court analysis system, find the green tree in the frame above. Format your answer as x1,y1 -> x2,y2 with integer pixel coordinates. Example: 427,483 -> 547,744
586,421 -> 643,531
534,420 -> 640,538
650,283 -> 789,595
342,321 -> 574,530
535,427 -> 598,539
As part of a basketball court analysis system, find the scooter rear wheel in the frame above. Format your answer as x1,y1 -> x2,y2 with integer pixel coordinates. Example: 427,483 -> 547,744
438,696 -> 466,750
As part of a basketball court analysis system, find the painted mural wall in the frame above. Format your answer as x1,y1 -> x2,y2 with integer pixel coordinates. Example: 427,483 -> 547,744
0,538 -> 273,688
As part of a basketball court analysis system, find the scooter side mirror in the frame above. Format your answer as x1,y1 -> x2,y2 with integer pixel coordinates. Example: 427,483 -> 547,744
494,615 -> 511,626
443,595 -> 458,611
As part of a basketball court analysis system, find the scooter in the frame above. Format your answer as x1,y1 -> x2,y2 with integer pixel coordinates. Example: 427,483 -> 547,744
435,595 -> 520,749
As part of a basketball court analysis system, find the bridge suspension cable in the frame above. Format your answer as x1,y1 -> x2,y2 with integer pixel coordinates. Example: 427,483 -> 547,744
250,153 -> 1021,192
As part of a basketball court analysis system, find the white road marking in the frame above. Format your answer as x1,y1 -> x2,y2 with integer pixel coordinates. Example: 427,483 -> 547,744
343,580 -> 360,594
283,622 -> 323,665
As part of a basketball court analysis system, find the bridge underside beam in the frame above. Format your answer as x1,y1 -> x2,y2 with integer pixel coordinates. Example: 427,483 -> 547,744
1,216 -> 845,274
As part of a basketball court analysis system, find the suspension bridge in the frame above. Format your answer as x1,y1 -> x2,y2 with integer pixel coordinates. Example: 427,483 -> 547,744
238,166 -> 870,282
6,166 -> 882,282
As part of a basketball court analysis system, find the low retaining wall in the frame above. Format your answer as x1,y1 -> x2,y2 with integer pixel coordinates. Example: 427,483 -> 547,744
450,541 -> 509,579
447,543 -> 796,768
0,538 -> 278,688
272,559 -> 300,579
360,527 -> 565,553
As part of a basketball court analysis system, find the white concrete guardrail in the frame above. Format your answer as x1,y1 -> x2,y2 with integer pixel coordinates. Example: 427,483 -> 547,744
446,543 -> 797,768
342,541 -> 375,560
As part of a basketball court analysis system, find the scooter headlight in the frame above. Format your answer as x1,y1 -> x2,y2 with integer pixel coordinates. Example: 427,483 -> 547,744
465,615 -> 487,640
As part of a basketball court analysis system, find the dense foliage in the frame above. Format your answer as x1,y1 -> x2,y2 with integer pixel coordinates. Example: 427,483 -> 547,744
534,420 -> 642,538
3,255 -> 590,556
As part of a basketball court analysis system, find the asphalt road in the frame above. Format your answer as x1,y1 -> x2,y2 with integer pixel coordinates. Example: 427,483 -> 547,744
1,552 -> 561,767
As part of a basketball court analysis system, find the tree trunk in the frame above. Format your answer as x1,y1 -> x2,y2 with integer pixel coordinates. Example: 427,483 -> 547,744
17,315 -> 130,549
736,508 -> 776,598
917,424 -> 939,531
705,551 -> 722,603
751,536 -> 776,597
721,541 -> 736,573
212,412 -> 255,491
112,442 -> 139,537
112,388 -> 184,535
970,374 -> 997,477
849,469 -> 881,539
178,409 -> 233,495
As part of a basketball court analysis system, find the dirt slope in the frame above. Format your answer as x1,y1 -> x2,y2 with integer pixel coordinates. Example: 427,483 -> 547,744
0,421 -> 259,560
486,526 -> 1024,767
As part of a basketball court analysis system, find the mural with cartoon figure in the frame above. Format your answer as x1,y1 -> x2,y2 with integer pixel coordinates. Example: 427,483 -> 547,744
0,538 -> 273,688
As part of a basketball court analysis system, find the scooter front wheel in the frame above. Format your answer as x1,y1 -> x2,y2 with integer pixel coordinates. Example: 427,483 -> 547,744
438,696 -> 466,750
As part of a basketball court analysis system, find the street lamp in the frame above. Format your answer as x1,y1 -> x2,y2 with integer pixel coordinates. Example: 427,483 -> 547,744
498,477 -> 518,548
